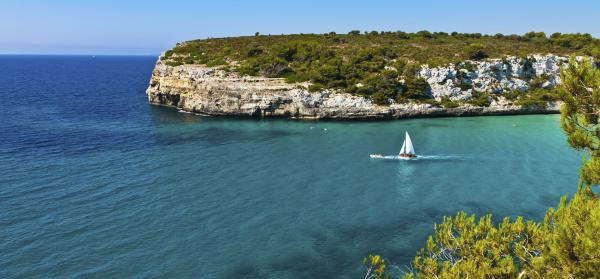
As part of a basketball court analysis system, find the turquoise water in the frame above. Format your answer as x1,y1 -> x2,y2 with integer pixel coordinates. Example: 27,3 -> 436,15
0,56 -> 582,278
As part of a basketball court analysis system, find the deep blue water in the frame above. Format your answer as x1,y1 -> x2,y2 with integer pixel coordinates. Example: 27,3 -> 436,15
0,56 -> 582,278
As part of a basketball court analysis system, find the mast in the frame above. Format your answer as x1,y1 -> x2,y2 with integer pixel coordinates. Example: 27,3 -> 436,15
399,140 -> 406,155
405,132 -> 415,155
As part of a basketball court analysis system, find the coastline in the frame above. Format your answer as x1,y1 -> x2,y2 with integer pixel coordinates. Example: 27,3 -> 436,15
153,101 -> 560,120
146,60 -> 562,120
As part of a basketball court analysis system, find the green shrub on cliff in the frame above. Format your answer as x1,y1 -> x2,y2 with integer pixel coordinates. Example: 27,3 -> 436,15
400,76 -> 430,100
464,44 -> 488,60
515,88 -> 559,108
439,98 -> 460,108
165,31 -> 598,71
550,32 -> 594,50
371,91 -> 391,105
354,70 -> 403,105
466,91 -> 491,107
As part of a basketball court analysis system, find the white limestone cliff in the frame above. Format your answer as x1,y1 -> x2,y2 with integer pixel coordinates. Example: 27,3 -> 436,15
146,54 -> 588,119
419,55 -> 594,100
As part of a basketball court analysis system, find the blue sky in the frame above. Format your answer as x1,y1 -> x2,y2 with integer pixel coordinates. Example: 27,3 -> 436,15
2,0 -> 599,55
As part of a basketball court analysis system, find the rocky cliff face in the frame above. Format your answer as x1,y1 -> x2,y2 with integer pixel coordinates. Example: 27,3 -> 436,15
146,55 -> 576,119
419,54 -> 573,101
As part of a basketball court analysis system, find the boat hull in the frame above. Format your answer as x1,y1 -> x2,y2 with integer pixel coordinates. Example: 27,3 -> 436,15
370,154 -> 418,160
399,154 -> 417,158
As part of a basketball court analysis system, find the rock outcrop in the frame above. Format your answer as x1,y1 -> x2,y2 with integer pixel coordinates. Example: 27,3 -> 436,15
419,54 -> 576,100
146,55 -> 576,119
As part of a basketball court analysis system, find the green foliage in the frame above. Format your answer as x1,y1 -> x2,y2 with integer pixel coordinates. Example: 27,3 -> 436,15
358,70 -> 403,105
517,58 -> 535,80
535,190 -> 600,278
245,44 -> 263,57
415,30 -> 433,39
400,76 -> 430,100
523,31 -> 548,44
458,61 -> 476,72
283,72 -> 310,83
404,212 -> 543,278
396,31 -> 410,39
457,82 -> 473,91
550,32 -> 594,49
363,255 -> 390,279
205,57 -> 226,67
515,88 -> 559,108
165,60 -> 184,67
307,83 -> 324,93
503,90 -> 523,101
239,55 -> 293,77
515,98 -> 547,108
418,98 -> 441,107
165,31 -> 598,75
402,191 -> 600,279
559,58 -> 600,186
440,98 -> 460,108
466,91 -> 491,107
464,44 -> 488,60
455,70 -> 473,91
371,92 -> 391,105
585,44 -> 600,59
529,73 -> 549,88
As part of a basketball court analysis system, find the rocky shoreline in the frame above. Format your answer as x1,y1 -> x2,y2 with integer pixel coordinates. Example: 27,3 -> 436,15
146,55 -> 567,119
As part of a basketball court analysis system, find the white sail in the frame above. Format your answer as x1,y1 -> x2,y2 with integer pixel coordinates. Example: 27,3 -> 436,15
399,140 -> 406,155
404,132 -> 415,155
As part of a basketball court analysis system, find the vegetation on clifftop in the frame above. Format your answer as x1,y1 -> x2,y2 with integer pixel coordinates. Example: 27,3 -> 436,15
165,31 -> 600,100
162,31 -> 598,105
163,31 -> 598,106
165,31 -> 599,68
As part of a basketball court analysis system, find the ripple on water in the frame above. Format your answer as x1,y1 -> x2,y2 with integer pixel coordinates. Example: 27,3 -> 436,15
0,56 -> 581,278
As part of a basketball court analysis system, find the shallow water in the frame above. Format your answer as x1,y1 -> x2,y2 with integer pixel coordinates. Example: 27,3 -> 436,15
0,56 -> 582,278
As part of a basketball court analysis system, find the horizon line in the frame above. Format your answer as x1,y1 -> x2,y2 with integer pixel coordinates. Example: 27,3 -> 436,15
0,53 -> 160,57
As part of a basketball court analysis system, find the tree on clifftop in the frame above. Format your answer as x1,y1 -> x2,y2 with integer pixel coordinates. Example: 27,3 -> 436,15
464,44 -> 488,60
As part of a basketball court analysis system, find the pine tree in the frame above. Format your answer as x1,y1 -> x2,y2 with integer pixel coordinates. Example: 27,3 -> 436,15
559,58 -> 600,187
533,57 -> 600,278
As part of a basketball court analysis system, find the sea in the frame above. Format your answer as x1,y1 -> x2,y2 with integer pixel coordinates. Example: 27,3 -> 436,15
0,55 -> 582,278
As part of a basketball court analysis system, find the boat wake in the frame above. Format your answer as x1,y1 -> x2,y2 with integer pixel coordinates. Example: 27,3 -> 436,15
369,154 -> 468,161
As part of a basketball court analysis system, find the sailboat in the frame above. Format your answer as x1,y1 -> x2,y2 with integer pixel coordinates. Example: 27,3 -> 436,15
369,131 -> 417,159
399,131 -> 417,158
